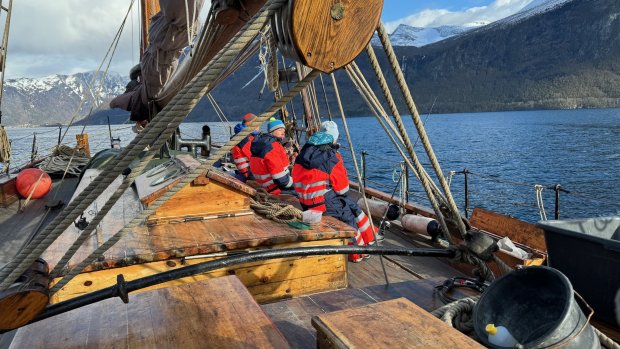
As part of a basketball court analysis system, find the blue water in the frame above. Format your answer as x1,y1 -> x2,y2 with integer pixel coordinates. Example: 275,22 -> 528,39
3,108 -> 619,222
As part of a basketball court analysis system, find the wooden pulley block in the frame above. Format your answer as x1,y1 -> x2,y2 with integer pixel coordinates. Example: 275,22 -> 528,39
290,0 -> 383,73
213,0 -> 241,25
0,258 -> 50,330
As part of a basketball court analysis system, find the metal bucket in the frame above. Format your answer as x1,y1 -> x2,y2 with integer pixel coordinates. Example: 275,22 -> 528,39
473,266 -> 600,348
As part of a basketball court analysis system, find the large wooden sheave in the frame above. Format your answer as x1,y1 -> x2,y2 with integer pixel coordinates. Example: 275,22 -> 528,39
290,0 -> 384,73
43,166 -> 356,304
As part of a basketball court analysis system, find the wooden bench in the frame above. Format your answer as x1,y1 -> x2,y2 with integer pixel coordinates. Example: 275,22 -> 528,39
10,276 -> 290,348
311,297 -> 484,348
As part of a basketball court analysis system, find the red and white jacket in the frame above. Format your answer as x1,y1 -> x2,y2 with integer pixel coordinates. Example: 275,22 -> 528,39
249,133 -> 293,194
232,134 -> 255,179
292,142 -> 349,212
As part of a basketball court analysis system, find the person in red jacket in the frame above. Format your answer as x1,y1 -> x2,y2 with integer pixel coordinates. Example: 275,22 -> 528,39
292,121 -> 377,262
231,113 -> 259,182
249,117 -> 294,195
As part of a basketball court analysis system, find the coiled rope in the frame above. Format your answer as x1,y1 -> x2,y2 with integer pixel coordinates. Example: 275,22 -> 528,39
250,192 -> 301,223
431,296 -> 480,335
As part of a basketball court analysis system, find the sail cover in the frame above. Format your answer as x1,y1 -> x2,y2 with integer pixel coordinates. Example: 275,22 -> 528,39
110,0 -> 205,122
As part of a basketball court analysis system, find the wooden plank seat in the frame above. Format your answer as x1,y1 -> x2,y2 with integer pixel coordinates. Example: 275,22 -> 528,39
43,167 -> 356,304
311,297 -> 484,349
10,276 -> 290,349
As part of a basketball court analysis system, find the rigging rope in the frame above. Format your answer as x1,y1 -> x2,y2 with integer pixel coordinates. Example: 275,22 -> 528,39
49,72 -> 320,293
0,0 -> 288,290
376,23 -> 468,239
535,184 -> 548,221
362,45 -> 455,244
47,4 -> 287,282
330,72 -> 390,285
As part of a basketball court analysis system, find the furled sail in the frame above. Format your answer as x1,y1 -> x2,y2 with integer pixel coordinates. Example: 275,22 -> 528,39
110,0 -> 205,122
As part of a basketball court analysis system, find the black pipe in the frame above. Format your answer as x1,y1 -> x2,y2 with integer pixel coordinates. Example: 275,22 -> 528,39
30,245 -> 453,325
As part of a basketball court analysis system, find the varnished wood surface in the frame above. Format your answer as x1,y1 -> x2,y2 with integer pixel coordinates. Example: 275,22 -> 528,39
312,298 -> 484,348
470,207 -> 547,253
291,0 -> 383,72
50,239 -> 349,304
45,213 -> 355,274
11,276 -> 290,349
262,278 -> 477,349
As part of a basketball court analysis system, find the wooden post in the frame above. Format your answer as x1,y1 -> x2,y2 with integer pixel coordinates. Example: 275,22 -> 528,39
76,134 -> 90,157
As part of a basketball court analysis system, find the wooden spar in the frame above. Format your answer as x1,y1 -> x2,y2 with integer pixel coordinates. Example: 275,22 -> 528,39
295,63 -> 317,134
139,0 -> 160,60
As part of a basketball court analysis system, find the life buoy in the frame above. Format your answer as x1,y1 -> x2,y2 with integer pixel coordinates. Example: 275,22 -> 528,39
16,168 -> 52,199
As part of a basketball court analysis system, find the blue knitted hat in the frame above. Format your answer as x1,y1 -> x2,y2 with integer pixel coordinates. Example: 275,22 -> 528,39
233,123 -> 245,134
268,117 -> 285,132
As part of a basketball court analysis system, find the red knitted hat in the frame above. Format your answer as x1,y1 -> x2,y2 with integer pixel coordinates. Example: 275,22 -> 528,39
243,113 -> 257,125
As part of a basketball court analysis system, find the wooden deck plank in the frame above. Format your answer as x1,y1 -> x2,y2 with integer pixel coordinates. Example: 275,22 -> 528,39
12,276 -> 290,349
262,278 -> 477,348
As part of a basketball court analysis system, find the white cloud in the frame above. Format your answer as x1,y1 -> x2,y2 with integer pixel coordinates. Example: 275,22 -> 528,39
384,0 -> 533,32
5,0 -> 211,79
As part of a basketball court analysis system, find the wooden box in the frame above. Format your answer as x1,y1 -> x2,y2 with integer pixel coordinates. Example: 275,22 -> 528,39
311,298 -> 484,348
0,175 -> 18,207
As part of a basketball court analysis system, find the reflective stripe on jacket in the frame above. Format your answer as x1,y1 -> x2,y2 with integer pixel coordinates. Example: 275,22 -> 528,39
250,133 -> 293,194
292,142 -> 349,212
232,134 -> 254,178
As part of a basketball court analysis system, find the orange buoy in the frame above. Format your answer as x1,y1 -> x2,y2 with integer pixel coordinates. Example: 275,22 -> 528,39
16,168 -> 52,199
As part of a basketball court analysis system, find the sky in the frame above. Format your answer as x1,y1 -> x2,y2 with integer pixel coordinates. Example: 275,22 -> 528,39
2,0 -> 536,80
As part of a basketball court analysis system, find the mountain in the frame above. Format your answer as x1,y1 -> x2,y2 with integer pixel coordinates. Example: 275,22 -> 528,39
2,72 -> 127,126
370,24 -> 478,47
382,0 -> 620,113
3,0 -> 619,126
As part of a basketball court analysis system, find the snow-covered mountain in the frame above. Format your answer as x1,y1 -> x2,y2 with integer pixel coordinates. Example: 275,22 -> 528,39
480,0 -> 574,29
2,72 -> 127,126
371,23 -> 483,47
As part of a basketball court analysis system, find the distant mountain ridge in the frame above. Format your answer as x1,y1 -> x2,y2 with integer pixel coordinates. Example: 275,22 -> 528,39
2,0 -> 619,126
370,24 -> 478,47
2,72 -> 127,126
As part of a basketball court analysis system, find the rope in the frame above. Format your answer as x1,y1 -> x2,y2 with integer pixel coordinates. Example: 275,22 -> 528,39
363,45 -> 455,244
594,327 -> 620,349
431,296 -> 480,334
0,0 -> 287,290
330,72 -> 390,285
250,194 -> 301,223
47,4 -> 285,282
49,69 -> 320,293
535,184 -> 548,221
449,244 -> 495,282
376,23 -> 468,238
0,126 -> 11,171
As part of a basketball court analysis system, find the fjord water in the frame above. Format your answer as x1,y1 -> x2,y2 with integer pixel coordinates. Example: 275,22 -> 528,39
4,108 -> 619,222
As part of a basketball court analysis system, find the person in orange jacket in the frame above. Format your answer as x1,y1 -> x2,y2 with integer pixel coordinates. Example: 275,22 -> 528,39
292,121 -> 377,262
231,113 -> 259,182
249,117 -> 295,195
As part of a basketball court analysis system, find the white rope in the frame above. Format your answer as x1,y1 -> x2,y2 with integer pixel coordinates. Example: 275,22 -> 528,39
535,184 -> 548,220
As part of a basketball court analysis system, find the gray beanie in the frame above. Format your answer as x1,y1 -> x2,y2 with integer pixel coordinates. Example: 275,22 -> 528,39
320,121 -> 339,141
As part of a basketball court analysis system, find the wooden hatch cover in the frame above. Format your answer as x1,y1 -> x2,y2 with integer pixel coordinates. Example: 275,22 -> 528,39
289,0 -> 383,73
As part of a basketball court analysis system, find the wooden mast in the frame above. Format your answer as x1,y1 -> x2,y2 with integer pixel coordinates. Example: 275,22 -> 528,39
139,0 -> 160,60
